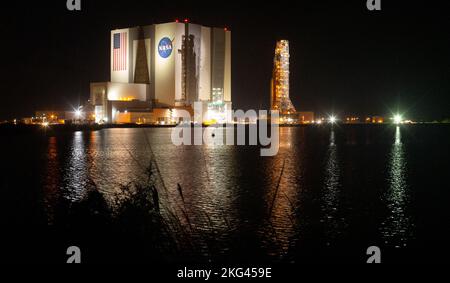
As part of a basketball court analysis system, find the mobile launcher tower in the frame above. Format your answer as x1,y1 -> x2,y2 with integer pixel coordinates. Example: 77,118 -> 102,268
270,40 -> 297,123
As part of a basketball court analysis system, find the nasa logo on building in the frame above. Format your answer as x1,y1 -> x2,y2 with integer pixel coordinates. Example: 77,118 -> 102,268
158,37 -> 173,58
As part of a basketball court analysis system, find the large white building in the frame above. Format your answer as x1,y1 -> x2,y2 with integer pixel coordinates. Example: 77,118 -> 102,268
90,21 -> 232,124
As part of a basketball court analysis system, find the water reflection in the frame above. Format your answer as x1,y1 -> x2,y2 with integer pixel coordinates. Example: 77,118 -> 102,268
64,131 -> 89,202
141,128 -> 240,259
279,127 -> 293,149
34,126 -> 422,262
321,129 -> 345,241
89,129 -> 154,199
262,127 -> 302,259
380,126 -> 411,247
43,136 -> 60,224
196,142 -> 238,257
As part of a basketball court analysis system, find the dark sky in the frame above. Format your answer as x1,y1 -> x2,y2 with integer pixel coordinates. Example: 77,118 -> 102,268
1,0 -> 449,121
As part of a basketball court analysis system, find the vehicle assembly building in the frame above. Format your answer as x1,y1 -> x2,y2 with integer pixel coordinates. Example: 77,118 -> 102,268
90,20 -> 232,124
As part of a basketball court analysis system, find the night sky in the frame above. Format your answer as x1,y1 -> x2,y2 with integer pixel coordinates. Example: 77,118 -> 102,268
1,0 -> 449,121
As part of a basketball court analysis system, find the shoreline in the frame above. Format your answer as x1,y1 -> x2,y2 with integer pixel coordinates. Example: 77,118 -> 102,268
0,122 -> 448,134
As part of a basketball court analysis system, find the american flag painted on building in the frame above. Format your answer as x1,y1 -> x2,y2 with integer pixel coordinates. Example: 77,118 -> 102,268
113,32 -> 127,71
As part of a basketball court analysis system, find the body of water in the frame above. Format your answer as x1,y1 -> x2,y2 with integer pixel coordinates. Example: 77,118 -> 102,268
1,125 -> 449,263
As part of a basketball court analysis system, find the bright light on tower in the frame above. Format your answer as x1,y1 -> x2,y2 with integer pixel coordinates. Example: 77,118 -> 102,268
329,115 -> 337,124
393,114 -> 403,124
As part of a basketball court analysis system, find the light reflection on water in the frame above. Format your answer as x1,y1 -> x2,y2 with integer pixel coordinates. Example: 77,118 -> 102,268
380,126 -> 412,248
263,127 -> 302,258
64,131 -> 89,202
39,126 -> 421,261
321,129 -> 346,242
43,136 -> 60,225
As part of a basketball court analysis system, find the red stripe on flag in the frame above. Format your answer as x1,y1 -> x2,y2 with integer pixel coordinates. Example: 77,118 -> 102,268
122,33 -> 124,70
120,34 -> 122,70
124,33 -> 126,70
112,32 -> 127,71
